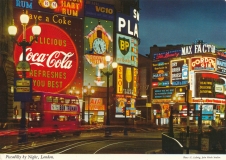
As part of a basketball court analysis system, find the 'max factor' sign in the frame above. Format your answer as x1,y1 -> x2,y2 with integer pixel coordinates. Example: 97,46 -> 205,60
181,44 -> 215,56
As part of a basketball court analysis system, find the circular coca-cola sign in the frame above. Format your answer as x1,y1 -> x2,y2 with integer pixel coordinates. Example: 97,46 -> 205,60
14,23 -> 78,93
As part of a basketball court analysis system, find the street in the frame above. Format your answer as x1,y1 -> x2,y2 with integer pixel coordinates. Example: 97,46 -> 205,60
1,128 -> 162,154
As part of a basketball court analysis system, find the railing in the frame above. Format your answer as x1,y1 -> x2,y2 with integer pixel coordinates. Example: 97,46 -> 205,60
162,133 -> 184,154
173,127 -> 226,152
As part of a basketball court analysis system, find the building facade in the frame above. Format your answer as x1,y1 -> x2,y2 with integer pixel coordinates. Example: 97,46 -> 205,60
0,0 -> 140,127
149,41 -> 226,127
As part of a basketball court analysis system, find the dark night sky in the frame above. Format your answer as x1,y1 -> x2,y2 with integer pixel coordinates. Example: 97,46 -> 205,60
139,0 -> 226,55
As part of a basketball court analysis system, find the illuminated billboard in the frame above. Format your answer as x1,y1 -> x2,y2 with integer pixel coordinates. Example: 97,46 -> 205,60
153,50 -> 181,61
116,34 -> 138,67
152,61 -> 170,87
170,59 -> 189,86
152,87 -> 186,102
84,17 -> 113,87
116,65 -> 137,95
84,0 -> 114,21
181,44 -> 215,56
195,73 -> 226,99
14,0 -> 84,18
13,8 -> 83,93
115,95 -> 136,118
116,7 -> 139,38
191,57 -> 216,71
216,58 -> 226,74
195,104 -> 213,120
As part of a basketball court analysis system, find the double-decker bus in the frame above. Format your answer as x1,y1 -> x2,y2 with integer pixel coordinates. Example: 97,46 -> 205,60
26,92 -> 81,136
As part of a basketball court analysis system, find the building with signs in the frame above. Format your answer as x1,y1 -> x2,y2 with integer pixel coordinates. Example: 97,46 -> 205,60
0,0 -> 140,127
149,41 -> 226,126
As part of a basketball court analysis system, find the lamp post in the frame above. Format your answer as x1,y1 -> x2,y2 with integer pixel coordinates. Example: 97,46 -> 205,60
83,83 -> 95,125
99,55 -> 117,137
224,91 -> 226,153
186,83 -> 190,154
198,98 -> 203,150
8,11 -> 41,143
169,100 -> 175,137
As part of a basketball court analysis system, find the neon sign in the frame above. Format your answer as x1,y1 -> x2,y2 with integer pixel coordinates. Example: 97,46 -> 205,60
14,23 -> 78,93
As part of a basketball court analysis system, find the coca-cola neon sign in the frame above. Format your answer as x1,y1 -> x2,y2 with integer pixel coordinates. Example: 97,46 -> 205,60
14,23 -> 78,93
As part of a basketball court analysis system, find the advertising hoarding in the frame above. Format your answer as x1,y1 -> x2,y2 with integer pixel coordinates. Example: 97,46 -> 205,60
153,50 -> 181,61
14,0 -> 84,18
181,44 -> 215,56
196,73 -> 226,99
116,65 -> 136,95
83,17 -> 113,87
152,87 -> 186,102
115,95 -> 136,118
170,59 -> 189,86
191,57 -> 216,71
195,104 -> 213,120
216,58 -> 226,74
116,7 -> 139,38
116,34 -> 138,67
84,0 -> 114,21
13,8 -> 83,93
152,61 -> 170,87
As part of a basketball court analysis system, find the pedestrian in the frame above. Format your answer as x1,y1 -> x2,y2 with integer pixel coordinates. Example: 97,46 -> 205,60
209,126 -> 217,151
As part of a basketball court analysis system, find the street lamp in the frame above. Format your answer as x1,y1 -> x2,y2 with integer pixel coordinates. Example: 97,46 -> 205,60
224,91 -> 226,153
198,98 -> 203,150
169,100 -> 175,137
83,83 -> 95,125
8,11 -> 41,143
99,54 -> 117,137
168,93 -> 180,137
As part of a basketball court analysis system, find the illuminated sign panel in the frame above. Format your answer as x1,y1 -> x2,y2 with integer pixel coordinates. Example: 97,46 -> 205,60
116,34 -> 138,67
191,57 -> 216,71
13,8 -> 83,93
153,88 -> 174,99
85,98 -> 105,110
116,7 -> 139,38
133,68 -> 138,96
14,0 -> 84,18
170,59 -> 188,86
152,61 -> 169,87
196,73 -> 226,99
181,44 -> 215,56
195,104 -> 213,120
152,87 -> 186,102
117,65 -> 123,94
153,44 -> 216,60
115,95 -> 136,118
116,65 -> 135,95
84,0 -> 114,20
216,58 -> 226,74
83,17 -> 113,87
153,50 -> 181,61
14,78 -> 32,101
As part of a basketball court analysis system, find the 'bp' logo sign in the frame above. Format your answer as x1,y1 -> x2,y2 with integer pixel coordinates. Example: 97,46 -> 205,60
118,37 -> 130,55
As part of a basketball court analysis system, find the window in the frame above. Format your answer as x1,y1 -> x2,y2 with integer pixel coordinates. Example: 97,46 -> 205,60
46,96 -> 52,102
65,99 -> 70,104
53,97 -> 58,103
33,95 -> 41,102
59,97 -> 65,103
